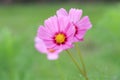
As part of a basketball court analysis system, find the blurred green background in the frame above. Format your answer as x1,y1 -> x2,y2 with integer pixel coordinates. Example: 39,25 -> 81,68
0,0 -> 120,80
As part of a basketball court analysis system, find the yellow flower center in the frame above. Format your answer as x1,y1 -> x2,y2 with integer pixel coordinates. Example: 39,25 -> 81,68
55,33 -> 66,44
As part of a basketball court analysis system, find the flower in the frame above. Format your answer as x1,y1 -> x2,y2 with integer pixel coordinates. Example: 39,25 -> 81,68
35,37 -> 62,60
56,8 -> 92,42
35,8 -> 92,60
37,15 -> 75,50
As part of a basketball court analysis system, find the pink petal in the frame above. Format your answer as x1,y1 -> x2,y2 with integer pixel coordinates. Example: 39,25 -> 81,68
65,23 -> 75,37
73,37 -> 79,42
62,42 -> 73,50
44,16 -> 59,33
69,8 -> 82,23
73,37 -> 84,42
35,37 -> 63,60
75,30 -> 87,40
47,54 -> 59,60
56,8 -> 68,16
47,49 -> 62,60
53,37 -> 74,50
50,45 -> 61,50
51,44 -> 71,51
58,16 -> 70,32
43,40 -> 57,49
37,26 -> 53,40
35,37 -> 47,53
76,16 -> 92,30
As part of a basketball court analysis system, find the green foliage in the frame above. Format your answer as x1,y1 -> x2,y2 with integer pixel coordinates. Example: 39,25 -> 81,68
0,3 -> 120,80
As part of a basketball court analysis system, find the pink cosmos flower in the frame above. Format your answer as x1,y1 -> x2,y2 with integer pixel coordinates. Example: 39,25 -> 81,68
35,37 -> 62,60
37,15 -> 75,51
56,8 -> 92,42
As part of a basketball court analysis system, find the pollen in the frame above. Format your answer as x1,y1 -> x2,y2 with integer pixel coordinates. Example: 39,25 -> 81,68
55,33 -> 66,44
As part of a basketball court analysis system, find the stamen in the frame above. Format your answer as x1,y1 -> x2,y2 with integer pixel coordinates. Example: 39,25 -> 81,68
47,48 -> 55,53
54,33 -> 66,45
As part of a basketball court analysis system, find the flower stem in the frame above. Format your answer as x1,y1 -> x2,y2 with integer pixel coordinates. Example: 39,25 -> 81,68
75,43 -> 89,80
66,50 -> 84,75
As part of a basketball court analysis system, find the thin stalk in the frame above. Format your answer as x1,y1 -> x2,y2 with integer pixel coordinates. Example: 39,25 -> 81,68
66,50 -> 84,75
75,43 -> 88,80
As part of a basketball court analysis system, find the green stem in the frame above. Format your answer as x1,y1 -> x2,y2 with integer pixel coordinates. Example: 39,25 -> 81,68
75,43 -> 89,80
66,50 -> 84,75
